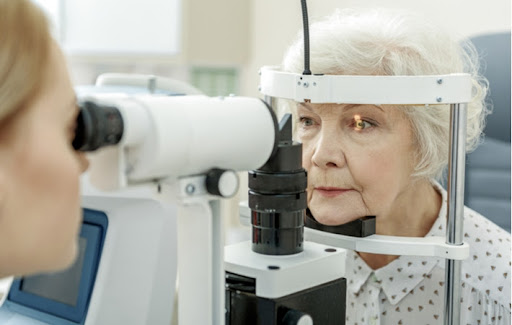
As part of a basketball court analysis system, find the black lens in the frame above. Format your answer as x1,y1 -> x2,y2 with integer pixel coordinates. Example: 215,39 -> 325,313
73,101 -> 124,152
249,113 -> 307,255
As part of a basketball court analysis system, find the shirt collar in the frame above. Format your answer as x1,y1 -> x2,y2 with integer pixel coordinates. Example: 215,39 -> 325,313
346,180 -> 447,305
346,250 -> 373,296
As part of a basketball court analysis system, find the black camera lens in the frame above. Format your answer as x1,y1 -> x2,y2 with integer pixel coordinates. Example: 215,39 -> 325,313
73,100 -> 124,152
249,113 -> 307,256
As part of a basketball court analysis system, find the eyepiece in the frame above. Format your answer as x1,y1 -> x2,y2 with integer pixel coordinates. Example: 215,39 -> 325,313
73,101 -> 124,152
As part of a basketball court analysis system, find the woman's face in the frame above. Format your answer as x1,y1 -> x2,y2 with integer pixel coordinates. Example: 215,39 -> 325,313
297,103 -> 416,225
0,43 -> 88,276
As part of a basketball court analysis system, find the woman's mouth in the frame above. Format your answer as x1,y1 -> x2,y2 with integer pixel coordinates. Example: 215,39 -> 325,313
314,187 -> 351,197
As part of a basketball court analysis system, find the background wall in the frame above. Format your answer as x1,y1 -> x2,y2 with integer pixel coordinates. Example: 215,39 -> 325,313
66,0 -> 251,91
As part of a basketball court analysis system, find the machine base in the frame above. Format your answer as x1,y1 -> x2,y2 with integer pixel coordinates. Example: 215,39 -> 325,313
226,275 -> 345,325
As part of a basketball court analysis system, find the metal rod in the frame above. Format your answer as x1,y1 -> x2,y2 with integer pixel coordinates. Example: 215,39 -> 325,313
444,103 -> 467,325
177,196 -> 225,325
177,201 -> 215,325
210,200 -> 225,325
264,95 -> 273,108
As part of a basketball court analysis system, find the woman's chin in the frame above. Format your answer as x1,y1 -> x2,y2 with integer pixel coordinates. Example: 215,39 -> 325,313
308,191 -> 369,226
310,206 -> 362,226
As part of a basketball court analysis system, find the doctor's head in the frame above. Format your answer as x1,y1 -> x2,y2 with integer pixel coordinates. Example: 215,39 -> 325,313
0,0 -> 88,277
282,9 -> 488,227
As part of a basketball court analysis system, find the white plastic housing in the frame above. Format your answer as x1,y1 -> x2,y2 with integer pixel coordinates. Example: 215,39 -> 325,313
83,94 -> 276,190
225,241 -> 346,299
260,66 -> 473,104
81,196 -> 176,325
96,73 -> 204,95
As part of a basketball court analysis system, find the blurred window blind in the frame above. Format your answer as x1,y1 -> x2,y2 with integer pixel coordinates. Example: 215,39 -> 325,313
32,0 -> 181,55
190,67 -> 238,97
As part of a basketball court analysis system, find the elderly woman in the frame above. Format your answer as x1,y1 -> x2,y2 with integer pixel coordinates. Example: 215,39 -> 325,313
282,8 -> 510,325
0,0 -> 88,277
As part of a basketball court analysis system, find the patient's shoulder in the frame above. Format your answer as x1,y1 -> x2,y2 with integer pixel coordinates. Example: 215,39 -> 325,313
461,207 -> 510,309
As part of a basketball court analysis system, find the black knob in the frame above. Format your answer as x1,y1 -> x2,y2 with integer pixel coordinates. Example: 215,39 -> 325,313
205,169 -> 239,198
282,309 -> 313,325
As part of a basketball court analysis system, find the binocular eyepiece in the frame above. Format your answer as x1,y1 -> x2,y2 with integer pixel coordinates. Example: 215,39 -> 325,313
72,101 -> 124,152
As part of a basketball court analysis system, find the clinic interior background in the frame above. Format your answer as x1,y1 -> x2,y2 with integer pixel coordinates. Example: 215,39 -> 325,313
35,0 -> 511,98
32,0 -> 511,238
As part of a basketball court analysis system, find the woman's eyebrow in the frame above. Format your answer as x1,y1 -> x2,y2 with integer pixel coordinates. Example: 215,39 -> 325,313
344,104 -> 384,112
299,103 -> 384,112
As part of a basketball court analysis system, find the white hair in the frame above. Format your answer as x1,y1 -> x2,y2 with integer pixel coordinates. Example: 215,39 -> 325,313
281,8 -> 489,181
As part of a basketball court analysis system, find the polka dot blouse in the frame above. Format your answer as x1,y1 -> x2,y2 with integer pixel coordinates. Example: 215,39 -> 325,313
344,182 -> 511,325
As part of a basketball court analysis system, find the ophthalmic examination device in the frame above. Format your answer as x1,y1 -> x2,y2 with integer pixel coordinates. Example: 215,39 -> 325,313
0,2 -> 471,325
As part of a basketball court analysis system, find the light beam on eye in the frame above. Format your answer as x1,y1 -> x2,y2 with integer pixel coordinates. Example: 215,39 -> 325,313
354,114 -> 364,130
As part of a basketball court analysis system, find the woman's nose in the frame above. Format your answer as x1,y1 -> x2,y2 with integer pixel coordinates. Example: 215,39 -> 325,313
311,133 -> 346,169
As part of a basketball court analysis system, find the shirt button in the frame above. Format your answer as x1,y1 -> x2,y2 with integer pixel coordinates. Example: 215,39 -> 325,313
370,272 -> 382,288
370,316 -> 378,325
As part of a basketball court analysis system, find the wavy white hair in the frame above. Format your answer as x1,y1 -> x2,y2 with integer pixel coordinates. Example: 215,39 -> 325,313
281,8 -> 489,181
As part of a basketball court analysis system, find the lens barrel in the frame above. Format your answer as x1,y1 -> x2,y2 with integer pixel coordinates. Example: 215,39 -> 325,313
249,114 -> 307,255
73,101 -> 124,152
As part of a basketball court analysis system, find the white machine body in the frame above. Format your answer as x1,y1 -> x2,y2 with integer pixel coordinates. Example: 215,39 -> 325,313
0,196 -> 177,325
80,196 -> 177,325
259,65 -> 472,104
84,94 -> 276,190
225,241 -> 346,299
96,73 -> 204,96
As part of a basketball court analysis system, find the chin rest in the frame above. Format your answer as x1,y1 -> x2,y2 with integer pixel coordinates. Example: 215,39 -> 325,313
305,210 -> 376,237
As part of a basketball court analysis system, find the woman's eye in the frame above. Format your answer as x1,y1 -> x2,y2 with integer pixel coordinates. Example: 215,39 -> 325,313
353,116 -> 374,130
299,117 -> 314,127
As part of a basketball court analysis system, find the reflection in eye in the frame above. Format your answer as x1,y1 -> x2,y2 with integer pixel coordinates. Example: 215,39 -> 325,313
354,114 -> 373,130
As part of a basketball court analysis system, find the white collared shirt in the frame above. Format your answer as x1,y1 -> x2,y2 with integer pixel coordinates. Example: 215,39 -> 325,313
345,182 -> 511,325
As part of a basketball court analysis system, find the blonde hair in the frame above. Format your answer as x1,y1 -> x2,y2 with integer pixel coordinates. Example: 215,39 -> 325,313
0,0 -> 52,125
282,8 -> 489,181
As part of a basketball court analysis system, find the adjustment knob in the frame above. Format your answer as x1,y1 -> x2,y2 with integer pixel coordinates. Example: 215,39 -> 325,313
282,309 -> 313,325
206,169 -> 239,198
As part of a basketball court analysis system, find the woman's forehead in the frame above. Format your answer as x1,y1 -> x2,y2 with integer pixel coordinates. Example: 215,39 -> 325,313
297,102 -> 387,113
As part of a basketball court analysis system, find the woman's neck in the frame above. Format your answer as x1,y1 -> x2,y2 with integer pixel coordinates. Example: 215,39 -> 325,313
358,179 -> 442,270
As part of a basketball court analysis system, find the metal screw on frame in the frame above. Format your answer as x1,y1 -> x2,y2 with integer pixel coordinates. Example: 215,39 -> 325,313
185,184 -> 196,195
